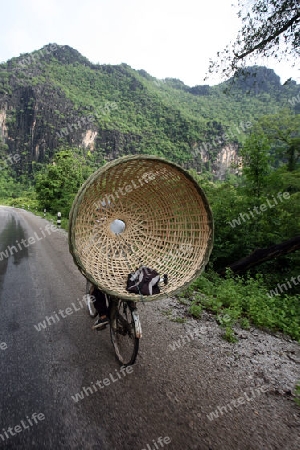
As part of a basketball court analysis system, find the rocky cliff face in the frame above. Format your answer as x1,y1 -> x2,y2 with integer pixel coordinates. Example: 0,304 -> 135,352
0,87 -> 148,176
215,144 -> 241,179
190,141 -> 241,179
0,82 -> 79,170
0,86 -> 241,179
3,44 -> 291,180
0,52 -> 148,175
0,109 -> 7,141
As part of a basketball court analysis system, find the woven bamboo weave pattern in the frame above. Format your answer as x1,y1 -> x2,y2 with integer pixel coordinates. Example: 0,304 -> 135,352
69,155 -> 213,301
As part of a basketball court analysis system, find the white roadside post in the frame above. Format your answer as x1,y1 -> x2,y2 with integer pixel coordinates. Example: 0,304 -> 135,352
43,208 -> 46,218
57,212 -> 61,228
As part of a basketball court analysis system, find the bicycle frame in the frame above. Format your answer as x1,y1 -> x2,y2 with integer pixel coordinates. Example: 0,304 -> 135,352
109,298 -> 142,339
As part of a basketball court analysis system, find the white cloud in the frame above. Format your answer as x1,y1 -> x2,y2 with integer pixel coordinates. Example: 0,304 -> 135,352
0,0 -> 299,86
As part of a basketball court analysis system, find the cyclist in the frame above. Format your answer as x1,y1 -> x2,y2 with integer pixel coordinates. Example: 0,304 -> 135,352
89,284 -> 109,330
91,218 -> 125,330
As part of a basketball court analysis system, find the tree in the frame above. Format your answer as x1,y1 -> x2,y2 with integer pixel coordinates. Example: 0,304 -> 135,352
257,109 -> 300,171
240,132 -> 271,199
218,235 -> 300,275
35,149 -> 91,216
208,0 -> 300,78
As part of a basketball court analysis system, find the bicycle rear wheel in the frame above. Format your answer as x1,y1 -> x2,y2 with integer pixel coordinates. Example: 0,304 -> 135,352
110,300 -> 139,366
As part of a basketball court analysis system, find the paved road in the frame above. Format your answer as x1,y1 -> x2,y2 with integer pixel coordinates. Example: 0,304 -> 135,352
0,206 -> 299,450
0,206 -> 181,450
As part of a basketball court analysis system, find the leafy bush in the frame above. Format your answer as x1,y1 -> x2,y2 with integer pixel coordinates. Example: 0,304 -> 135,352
34,149 -> 94,217
183,271 -> 300,342
189,303 -> 202,318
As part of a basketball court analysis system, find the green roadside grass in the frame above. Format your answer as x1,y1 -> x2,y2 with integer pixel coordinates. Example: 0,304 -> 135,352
179,270 -> 300,343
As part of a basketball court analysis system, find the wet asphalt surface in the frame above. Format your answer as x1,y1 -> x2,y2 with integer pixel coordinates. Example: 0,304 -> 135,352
0,206 -> 299,450
0,207 -> 184,450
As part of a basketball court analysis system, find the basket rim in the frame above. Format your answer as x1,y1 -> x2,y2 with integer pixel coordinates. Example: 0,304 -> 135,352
68,154 -> 214,301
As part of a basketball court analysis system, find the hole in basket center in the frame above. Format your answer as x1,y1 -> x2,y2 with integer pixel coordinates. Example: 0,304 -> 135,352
110,219 -> 126,235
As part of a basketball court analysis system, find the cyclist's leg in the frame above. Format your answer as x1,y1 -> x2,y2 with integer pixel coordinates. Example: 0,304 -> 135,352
92,288 -> 109,329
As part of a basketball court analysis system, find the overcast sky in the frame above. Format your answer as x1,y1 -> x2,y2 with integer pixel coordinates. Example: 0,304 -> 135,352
1,0 -> 299,86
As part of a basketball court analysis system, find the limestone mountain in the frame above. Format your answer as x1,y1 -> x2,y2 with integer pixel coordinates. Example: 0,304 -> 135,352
0,44 -> 299,180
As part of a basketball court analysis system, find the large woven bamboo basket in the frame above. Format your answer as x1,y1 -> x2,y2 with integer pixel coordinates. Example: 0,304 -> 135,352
69,155 -> 213,301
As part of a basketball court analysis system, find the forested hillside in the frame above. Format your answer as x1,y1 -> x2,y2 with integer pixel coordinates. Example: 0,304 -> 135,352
0,44 -> 299,176
0,44 -> 299,343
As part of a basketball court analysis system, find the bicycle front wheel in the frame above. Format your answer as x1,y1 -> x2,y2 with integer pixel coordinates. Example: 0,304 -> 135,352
110,300 -> 139,366
85,279 -> 98,318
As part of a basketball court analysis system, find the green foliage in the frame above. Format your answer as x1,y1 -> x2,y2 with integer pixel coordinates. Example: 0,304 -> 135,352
0,170 -> 19,199
185,271 -> 300,342
201,141 -> 300,270
256,109 -> 300,171
34,148 -> 94,217
2,196 -> 39,210
170,317 -> 187,324
240,132 -> 272,198
0,47 -> 299,346
0,151 -> 27,199
240,317 -> 250,330
188,303 -> 202,319
4,46 -> 299,174
223,327 -> 238,343
209,1 -> 300,78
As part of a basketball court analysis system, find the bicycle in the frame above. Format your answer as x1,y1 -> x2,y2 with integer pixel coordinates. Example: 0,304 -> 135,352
69,155 -> 213,368
85,279 -> 141,366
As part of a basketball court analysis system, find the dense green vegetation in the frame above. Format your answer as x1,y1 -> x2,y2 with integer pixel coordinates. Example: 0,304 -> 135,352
181,109 -> 300,343
183,270 -> 300,343
34,149 -> 94,217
